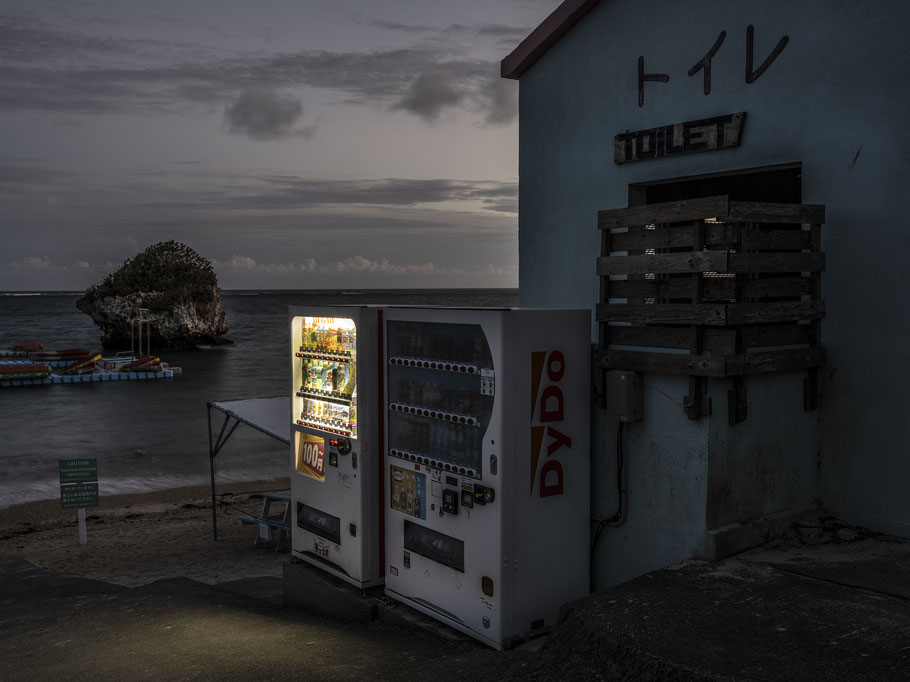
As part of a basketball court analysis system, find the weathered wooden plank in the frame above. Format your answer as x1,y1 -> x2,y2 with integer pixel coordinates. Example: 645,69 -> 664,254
597,303 -> 727,325
728,252 -> 825,273
599,228 -> 611,348
609,225 -> 696,251
743,276 -> 812,299
598,196 -> 729,229
608,325 -> 738,354
727,201 -> 825,224
593,349 -> 726,377
742,229 -> 812,250
603,273 -> 812,300
740,323 -> 815,349
594,346 -> 825,377
607,277 -> 735,301
608,223 -> 739,251
724,347 -> 826,376
726,301 -> 825,325
596,251 -> 729,275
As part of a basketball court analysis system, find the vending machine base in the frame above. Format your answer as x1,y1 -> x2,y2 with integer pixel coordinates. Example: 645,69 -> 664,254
291,551 -> 384,591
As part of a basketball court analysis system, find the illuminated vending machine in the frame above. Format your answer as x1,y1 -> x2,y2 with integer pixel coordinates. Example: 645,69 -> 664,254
383,308 -> 590,649
289,306 -> 382,588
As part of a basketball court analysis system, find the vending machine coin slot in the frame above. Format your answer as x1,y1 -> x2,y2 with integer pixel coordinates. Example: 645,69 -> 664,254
442,489 -> 458,515
461,488 -> 473,509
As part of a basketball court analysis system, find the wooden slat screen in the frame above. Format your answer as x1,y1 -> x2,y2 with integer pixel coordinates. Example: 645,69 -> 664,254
595,194 -> 825,419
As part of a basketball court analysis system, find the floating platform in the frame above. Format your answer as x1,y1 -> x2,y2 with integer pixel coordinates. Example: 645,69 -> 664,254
0,365 -> 173,388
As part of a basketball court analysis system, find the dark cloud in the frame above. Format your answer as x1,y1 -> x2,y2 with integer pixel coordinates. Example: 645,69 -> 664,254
396,71 -> 462,121
223,90 -> 312,140
0,14 -> 519,125
134,175 -> 518,213
480,76 -> 518,125
369,19 -> 436,33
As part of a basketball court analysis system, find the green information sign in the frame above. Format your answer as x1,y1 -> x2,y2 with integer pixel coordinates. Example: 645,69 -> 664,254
59,459 -> 98,484
60,459 -> 99,509
61,482 -> 99,509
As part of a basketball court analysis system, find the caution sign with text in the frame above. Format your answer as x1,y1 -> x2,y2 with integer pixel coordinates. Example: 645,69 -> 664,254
59,458 -> 99,509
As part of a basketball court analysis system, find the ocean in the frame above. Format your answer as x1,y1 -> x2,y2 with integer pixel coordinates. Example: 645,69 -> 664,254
0,289 -> 518,508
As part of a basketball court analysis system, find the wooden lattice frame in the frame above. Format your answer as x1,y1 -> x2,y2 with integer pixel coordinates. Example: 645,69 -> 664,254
594,195 -> 824,421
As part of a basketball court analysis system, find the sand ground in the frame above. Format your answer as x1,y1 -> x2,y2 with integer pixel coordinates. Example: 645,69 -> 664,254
0,479 -> 292,587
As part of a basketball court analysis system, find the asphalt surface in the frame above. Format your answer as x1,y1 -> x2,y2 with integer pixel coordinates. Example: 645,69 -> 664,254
1,524 -> 908,680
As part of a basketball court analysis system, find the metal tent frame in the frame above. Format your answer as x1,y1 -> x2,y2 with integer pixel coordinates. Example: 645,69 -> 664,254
207,396 -> 289,540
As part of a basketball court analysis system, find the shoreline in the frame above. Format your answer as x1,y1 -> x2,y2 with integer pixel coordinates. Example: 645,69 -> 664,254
0,478 -> 291,587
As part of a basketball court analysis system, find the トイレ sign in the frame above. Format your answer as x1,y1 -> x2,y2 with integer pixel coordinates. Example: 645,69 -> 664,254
614,112 -> 745,164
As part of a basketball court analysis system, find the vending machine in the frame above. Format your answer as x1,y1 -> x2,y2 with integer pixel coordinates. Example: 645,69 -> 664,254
289,306 -> 382,588
382,308 -> 590,649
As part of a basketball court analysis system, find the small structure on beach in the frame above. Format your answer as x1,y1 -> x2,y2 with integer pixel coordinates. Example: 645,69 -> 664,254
503,1 -> 910,587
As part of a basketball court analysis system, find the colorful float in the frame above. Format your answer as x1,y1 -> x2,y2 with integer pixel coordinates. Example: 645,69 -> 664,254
0,362 -> 53,381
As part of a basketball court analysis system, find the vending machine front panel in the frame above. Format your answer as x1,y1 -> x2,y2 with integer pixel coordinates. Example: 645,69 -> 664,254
383,309 -> 507,648
289,306 -> 381,589
383,308 -> 590,649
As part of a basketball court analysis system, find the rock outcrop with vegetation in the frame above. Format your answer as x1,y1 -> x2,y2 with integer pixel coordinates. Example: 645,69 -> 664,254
76,241 -> 229,350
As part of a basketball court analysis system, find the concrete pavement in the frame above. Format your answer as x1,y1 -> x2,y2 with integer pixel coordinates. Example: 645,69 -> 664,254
1,522 -> 908,680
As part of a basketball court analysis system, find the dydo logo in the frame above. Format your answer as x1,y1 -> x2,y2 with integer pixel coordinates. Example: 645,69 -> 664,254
529,350 -> 572,497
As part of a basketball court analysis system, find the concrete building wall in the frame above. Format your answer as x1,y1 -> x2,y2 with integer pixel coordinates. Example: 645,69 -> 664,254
517,0 -> 910,584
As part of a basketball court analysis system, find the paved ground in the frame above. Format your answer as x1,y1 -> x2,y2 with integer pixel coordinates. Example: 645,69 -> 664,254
1,520 -> 908,680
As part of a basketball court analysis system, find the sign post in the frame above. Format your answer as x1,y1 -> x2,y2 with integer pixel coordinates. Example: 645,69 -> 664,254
59,459 -> 99,544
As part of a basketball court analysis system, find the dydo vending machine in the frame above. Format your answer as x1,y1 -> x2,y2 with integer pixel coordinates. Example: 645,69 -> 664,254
382,307 -> 590,649
289,306 -> 382,588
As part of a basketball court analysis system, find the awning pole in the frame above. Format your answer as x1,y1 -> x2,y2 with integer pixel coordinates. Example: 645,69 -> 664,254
208,402 -> 217,541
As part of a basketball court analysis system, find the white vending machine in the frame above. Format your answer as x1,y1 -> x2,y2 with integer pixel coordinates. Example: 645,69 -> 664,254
289,306 -> 383,588
382,308 -> 590,649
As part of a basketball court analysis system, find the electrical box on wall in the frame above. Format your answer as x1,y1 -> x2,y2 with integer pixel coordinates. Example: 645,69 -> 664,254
606,370 -> 642,422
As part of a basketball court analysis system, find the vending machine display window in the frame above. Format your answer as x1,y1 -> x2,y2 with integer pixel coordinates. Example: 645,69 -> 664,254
292,316 -> 358,439
385,321 -> 493,479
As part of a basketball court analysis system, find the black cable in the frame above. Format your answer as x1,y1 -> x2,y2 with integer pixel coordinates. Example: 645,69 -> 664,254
590,421 -> 625,573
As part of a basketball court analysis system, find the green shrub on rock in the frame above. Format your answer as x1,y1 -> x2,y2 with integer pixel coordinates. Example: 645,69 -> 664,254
83,241 -> 219,313
77,241 -> 229,350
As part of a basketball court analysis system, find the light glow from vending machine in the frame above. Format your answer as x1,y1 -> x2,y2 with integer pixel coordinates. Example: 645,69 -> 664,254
293,316 -> 358,438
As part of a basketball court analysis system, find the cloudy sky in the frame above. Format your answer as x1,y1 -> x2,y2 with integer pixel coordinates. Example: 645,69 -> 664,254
0,0 -> 559,290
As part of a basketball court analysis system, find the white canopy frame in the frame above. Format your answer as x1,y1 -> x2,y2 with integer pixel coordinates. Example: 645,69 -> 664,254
207,396 -> 289,540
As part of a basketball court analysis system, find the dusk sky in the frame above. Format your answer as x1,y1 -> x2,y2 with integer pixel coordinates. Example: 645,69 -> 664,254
0,0 -> 559,291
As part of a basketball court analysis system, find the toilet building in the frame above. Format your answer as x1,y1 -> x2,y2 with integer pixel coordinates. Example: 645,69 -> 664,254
503,0 -> 910,587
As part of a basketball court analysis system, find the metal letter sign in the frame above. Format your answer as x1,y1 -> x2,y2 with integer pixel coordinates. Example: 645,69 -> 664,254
614,112 -> 746,164
60,458 -> 99,509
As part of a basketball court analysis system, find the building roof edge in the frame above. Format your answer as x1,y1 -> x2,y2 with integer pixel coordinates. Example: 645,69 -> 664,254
501,0 -> 602,80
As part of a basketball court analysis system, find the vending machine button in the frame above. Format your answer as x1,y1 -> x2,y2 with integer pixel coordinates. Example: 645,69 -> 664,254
461,489 -> 473,508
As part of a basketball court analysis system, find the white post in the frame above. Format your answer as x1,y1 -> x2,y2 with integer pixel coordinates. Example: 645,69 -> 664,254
78,507 -> 87,544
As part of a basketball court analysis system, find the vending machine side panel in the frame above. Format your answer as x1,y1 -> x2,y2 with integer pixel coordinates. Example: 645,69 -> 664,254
505,309 -> 591,639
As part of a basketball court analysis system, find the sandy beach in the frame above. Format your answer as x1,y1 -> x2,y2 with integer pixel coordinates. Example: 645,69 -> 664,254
0,479 -> 292,587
